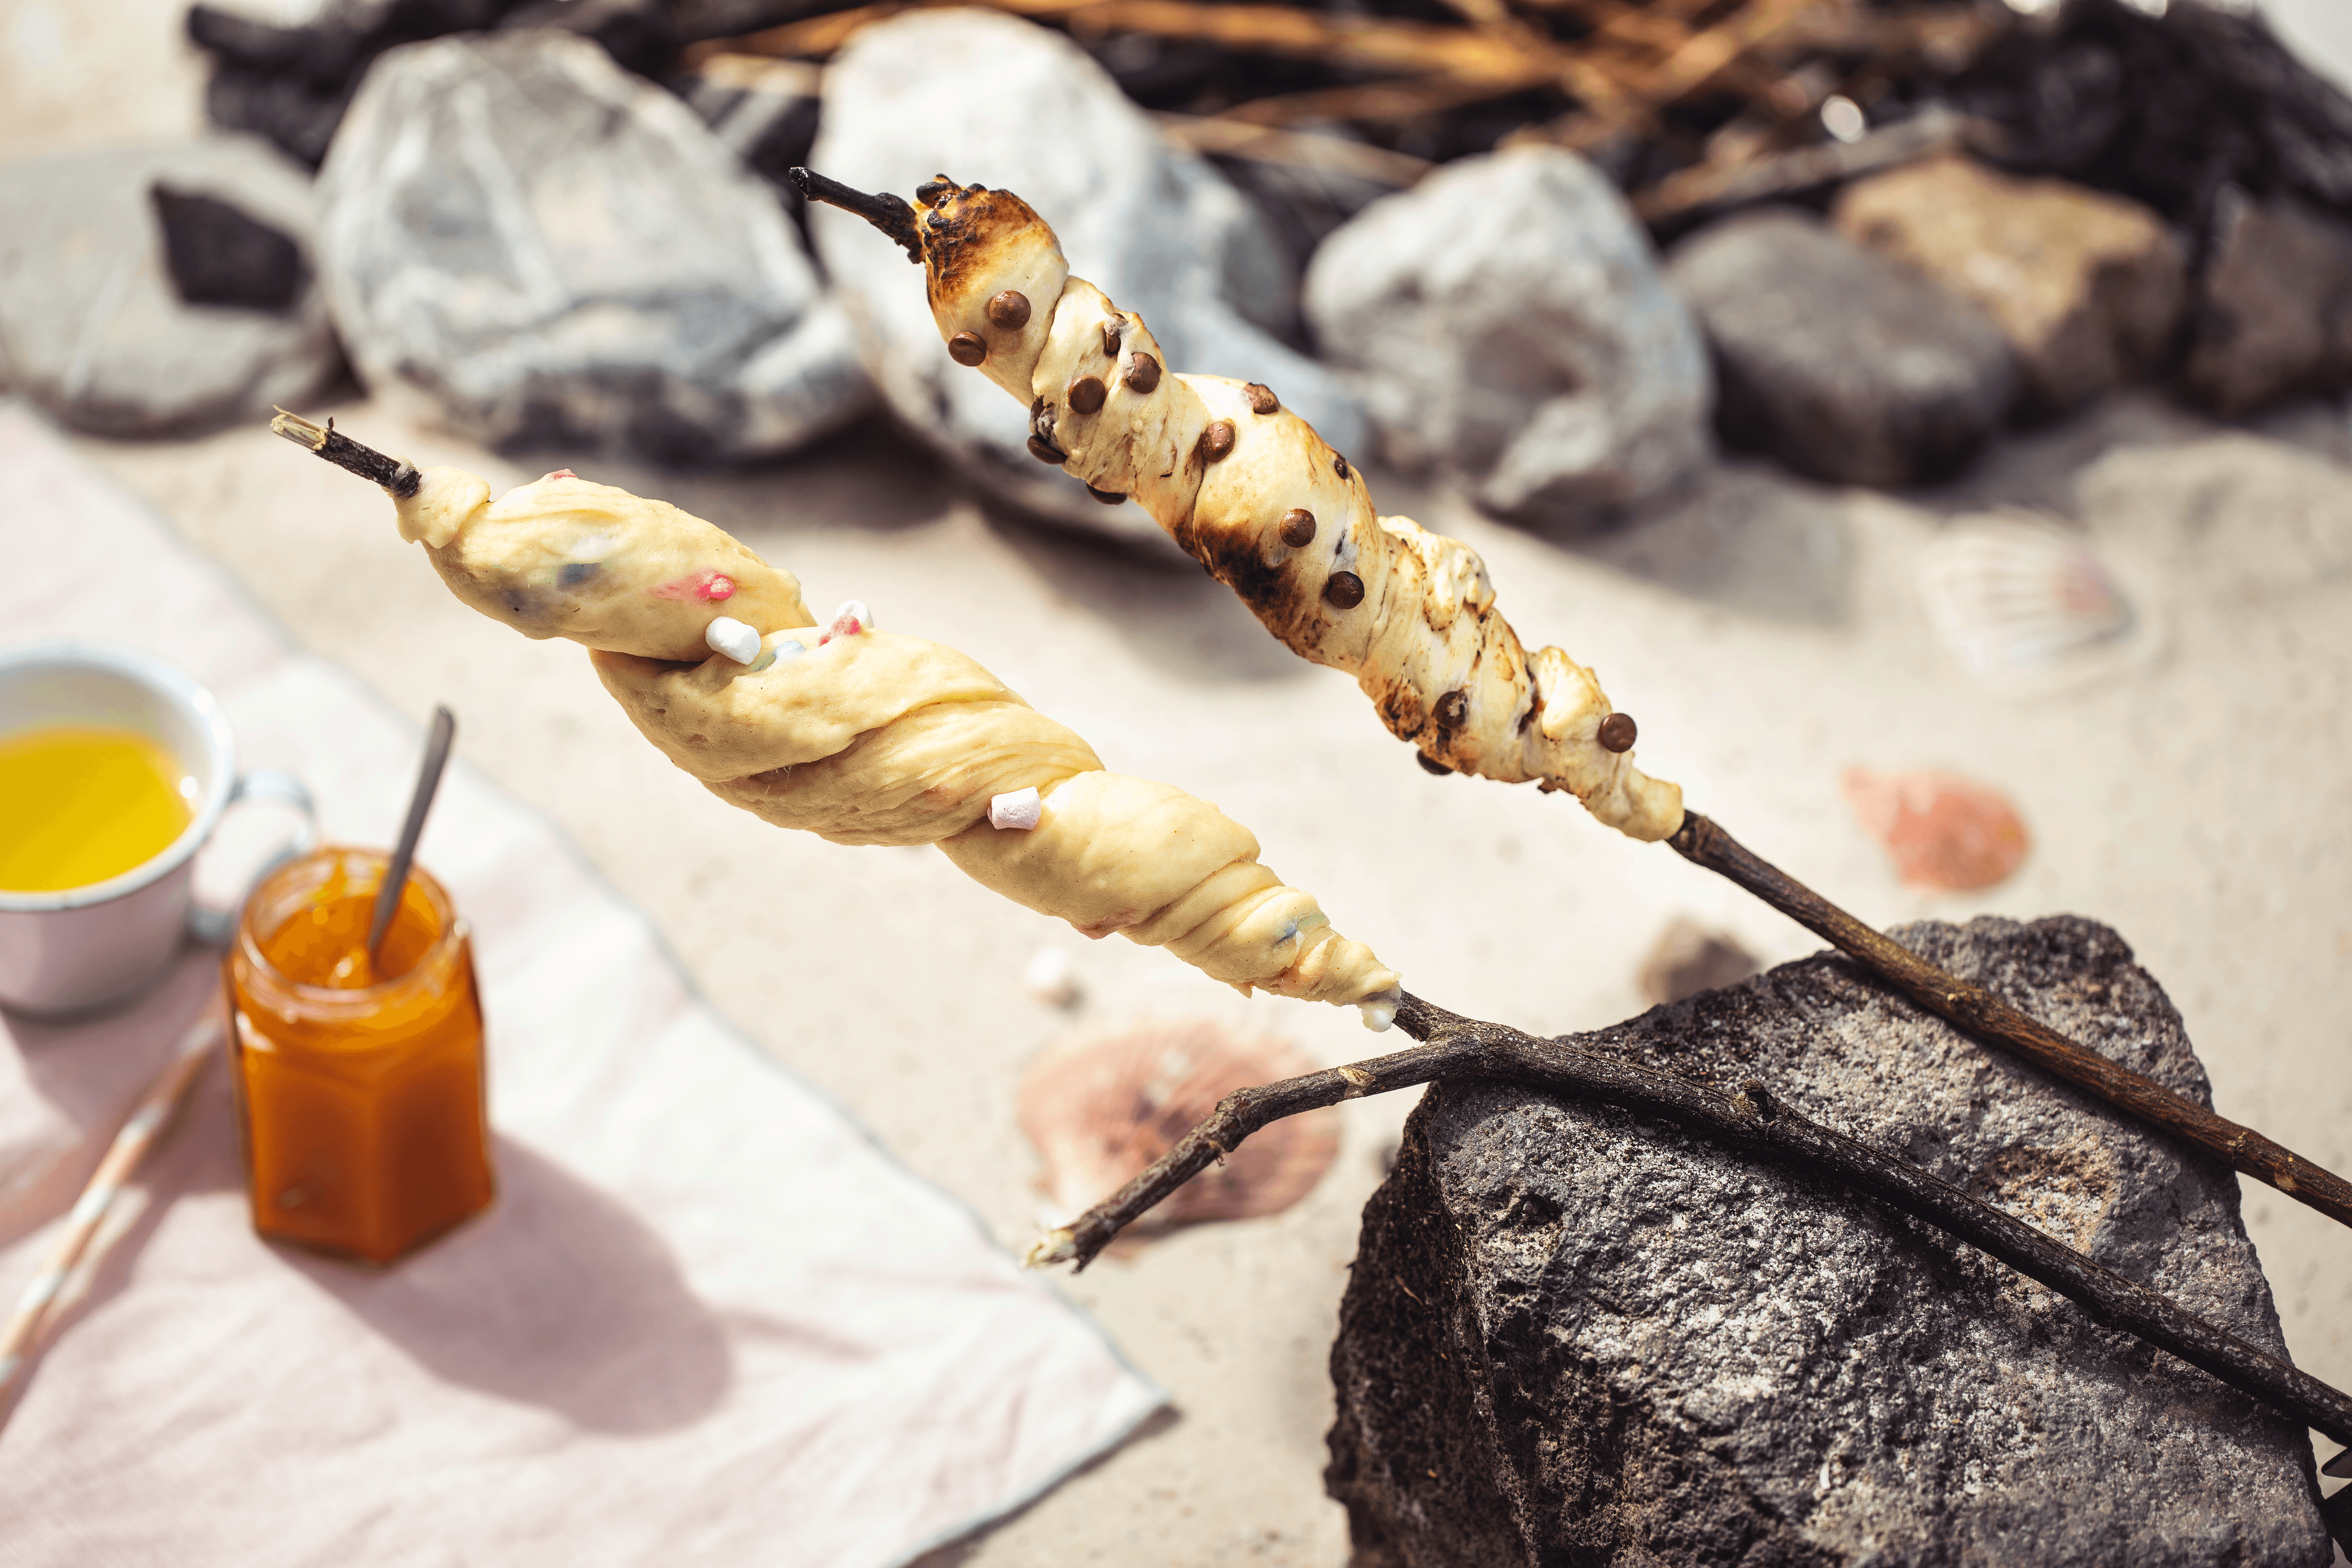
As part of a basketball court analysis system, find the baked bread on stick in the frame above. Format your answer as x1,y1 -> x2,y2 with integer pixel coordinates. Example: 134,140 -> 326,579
792,169 -> 1682,841
369,451 -> 1403,1026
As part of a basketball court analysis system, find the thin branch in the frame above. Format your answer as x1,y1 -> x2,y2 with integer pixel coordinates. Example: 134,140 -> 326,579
782,167 -> 923,263
1669,812 -> 2352,1230
1026,992 -> 2352,1453
269,409 -> 421,497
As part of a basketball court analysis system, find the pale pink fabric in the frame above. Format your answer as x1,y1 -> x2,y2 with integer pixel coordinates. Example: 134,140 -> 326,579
0,405 -> 1162,1567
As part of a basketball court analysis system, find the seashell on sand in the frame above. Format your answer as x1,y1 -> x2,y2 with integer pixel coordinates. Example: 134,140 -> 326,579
1916,512 -> 2147,691
1842,767 -> 2030,892
1016,1021 -> 1340,1236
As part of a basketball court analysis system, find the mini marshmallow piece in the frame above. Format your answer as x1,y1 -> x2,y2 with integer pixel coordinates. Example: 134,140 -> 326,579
1023,946 -> 1080,1007
990,786 -> 1043,830
705,615 -> 762,664
834,598 -> 872,629
1358,992 -> 1400,1032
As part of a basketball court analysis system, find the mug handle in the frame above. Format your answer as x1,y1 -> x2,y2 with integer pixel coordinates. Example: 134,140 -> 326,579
187,769 -> 321,947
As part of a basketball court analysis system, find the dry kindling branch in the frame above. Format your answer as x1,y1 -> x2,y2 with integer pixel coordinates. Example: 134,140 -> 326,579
1667,812 -> 2352,1230
1029,992 -> 2352,1456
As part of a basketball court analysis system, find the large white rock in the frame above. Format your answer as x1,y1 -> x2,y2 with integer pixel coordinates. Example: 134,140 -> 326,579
316,29 -> 870,464
807,8 -> 1367,538
1304,147 -> 1712,525
0,135 -> 344,438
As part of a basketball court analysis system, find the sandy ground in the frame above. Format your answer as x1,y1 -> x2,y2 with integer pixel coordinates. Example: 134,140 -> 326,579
7,4 -> 2352,1562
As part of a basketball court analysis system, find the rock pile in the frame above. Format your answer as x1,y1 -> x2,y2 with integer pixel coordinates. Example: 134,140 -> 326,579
315,30 -> 869,463
1327,915 -> 2333,1566
1305,147 -> 1711,528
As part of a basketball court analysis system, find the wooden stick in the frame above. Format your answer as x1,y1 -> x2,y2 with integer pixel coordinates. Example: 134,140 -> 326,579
1027,993 -> 2352,1452
1669,812 -> 2352,1230
0,1014 -> 222,1412
1152,112 -> 1435,187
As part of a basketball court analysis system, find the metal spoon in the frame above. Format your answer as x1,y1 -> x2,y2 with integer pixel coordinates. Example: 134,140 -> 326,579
366,705 -> 456,969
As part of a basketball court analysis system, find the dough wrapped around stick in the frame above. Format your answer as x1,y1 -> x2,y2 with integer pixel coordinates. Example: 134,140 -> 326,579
791,170 -> 1682,841
360,450 -> 1402,1024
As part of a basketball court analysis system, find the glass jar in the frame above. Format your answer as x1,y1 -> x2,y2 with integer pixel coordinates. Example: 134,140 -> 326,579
224,846 -> 494,1266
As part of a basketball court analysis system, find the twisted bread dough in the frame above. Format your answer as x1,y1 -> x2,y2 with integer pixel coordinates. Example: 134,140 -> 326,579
389,467 -> 1403,1022
847,174 -> 1682,841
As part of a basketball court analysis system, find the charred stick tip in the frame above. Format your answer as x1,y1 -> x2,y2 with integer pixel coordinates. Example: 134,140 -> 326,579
269,409 -> 421,498
786,167 -> 923,265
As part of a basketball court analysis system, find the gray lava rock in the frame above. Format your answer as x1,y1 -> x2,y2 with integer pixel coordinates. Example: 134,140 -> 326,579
1327,915 -> 2331,1567
1668,209 -> 2018,487
0,135 -> 344,438
807,8 -> 1367,539
316,30 -> 869,463
1304,147 -> 1712,525
2179,191 -> 2352,419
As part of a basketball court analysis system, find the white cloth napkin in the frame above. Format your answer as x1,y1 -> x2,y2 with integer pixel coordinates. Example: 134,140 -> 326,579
0,403 -> 1163,1567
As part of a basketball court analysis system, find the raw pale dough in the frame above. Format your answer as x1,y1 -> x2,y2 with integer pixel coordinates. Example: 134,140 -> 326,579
392,471 -> 1402,1019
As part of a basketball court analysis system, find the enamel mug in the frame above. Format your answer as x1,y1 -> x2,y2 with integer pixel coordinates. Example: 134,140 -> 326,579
0,643 -> 318,1017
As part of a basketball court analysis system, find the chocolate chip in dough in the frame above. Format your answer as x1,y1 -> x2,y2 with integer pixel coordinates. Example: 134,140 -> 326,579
1199,421 -> 1236,462
1087,485 -> 1128,505
948,332 -> 987,367
1324,571 -> 1365,610
1245,383 -> 1279,415
1101,318 -> 1123,357
1278,508 -> 1317,547
1597,712 -> 1638,752
1068,375 -> 1107,414
1415,752 -> 1454,775
1433,690 -> 1469,730
1124,353 -> 1161,394
987,290 -> 1031,330
1333,454 -> 1352,481
1026,435 -> 1067,465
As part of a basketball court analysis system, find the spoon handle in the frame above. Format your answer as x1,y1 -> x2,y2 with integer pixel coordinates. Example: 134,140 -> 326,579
368,705 -> 456,963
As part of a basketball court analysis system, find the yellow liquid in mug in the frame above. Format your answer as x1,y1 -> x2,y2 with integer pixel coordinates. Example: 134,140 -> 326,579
0,726 -> 194,892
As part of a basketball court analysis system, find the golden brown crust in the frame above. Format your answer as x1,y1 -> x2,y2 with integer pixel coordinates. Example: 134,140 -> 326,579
904,181 -> 1684,840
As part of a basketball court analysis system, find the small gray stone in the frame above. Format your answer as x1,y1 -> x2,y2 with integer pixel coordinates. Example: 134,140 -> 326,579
1327,915 -> 2331,1567
807,8 -> 1367,540
1304,146 -> 1712,525
316,30 -> 870,464
0,135 -> 343,438
1668,208 -> 2018,487
2179,190 -> 2352,419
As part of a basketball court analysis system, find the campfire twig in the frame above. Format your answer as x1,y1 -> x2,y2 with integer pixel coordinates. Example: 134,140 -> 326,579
1027,992 -> 2352,1456
1667,812 -> 2352,1230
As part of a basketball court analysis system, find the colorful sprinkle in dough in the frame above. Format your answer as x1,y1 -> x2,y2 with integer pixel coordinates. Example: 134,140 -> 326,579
652,570 -> 739,603
541,469 -> 579,481
706,616 -> 762,665
385,463 -> 1401,1025
558,561 -> 602,589
990,786 -> 1043,831
819,599 -> 872,645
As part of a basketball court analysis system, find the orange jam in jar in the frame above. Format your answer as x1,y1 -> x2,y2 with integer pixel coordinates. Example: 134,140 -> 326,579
224,847 -> 494,1266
